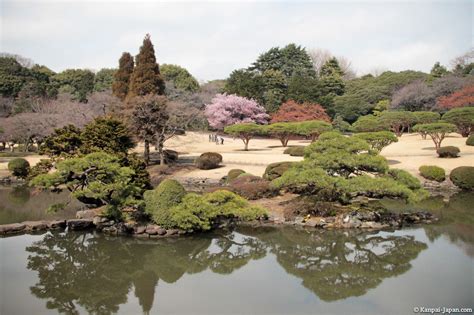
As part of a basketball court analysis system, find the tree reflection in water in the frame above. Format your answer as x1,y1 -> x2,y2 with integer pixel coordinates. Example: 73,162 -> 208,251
26,227 -> 427,314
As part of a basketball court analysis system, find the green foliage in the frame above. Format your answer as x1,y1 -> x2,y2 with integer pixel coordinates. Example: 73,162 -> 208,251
413,123 -> 457,149
430,62 -> 448,78
81,117 -> 135,155
263,161 -> 296,181
352,115 -> 385,132
353,131 -> 398,152
53,69 -> 95,102
296,120 -> 333,141
161,64 -> 200,92
442,107 -> 474,137
120,153 -> 152,191
283,146 -> 305,156
31,152 -> 143,217
227,169 -> 246,182
128,34 -> 165,97
466,135 -> 474,146
450,166 -> 474,191
333,70 -> 428,122
195,152 -> 223,170
39,125 -> 83,158
8,158 -> 30,179
437,146 -> 460,158
143,179 -> 186,225
419,165 -> 446,182
413,111 -> 440,124
28,159 -> 53,180
165,190 -> 267,231
387,168 -> 422,189
264,122 -> 299,147
94,68 -> 116,92
332,116 -> 353,133
319,57 -> 345,99
378,111 -> 416,136
224,123 -> 266,150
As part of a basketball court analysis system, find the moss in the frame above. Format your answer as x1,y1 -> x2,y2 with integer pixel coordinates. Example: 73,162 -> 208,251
283,146 -> 305,156
450,166 -> 474,191
195,152 -> 222,170
143,179 -> 187,226
227,169 -> 246,182
8,158 -> 30,179
466,135 -> 474,146
166,190 -> 268,231
263,161 -> 296,180
419,165 -> 446,182
437,146 -> 460,158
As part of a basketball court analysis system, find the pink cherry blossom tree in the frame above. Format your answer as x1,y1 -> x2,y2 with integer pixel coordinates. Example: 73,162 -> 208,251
205,94 -> 269,130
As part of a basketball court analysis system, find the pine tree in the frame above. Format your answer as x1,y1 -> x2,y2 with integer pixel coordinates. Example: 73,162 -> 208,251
112,52 -> 134,100
128,34 -> 165,97
319,57 -> 345,96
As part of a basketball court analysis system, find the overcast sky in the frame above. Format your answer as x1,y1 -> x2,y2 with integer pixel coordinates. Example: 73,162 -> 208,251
1,0 -> 472,81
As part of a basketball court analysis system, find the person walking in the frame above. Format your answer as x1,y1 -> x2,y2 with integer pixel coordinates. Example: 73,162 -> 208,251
209,134 -> 212,142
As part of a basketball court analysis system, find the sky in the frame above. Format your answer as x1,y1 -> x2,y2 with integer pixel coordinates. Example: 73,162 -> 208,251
0,0 -> 472,81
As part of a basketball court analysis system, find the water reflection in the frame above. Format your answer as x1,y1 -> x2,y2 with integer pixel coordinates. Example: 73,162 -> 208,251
26,228 -> 427,314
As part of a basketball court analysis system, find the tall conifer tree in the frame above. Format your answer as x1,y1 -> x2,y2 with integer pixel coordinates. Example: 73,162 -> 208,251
128,34 -> 165,97
112,52 -> 134,100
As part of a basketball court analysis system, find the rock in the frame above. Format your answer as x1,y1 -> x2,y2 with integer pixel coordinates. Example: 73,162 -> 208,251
135,226 -> 146,234
156,227 -> 167,236
145,225 -> 158,235
48,220 -> 66,229
360,221 -> 388,229
102,226 -> 118,235
93,216 -> 108,225
67,219 -> 94,230
22,221 -> 48,231
76,208 -> 104,219
166,229 -> 179,236
0,223 -> 26,235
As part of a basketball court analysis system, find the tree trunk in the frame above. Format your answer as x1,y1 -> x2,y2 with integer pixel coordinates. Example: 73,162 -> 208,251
244,138 -> 249,151
157,134 -> 166,165
144,139 -> 150,165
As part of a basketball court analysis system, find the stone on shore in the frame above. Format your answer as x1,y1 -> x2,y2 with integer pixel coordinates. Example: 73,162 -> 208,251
22,221 -> 48,231
67,219 -> 94,230
0,223 -> 26,235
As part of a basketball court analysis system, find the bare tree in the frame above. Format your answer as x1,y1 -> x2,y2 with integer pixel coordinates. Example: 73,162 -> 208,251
308,48 -> 356,80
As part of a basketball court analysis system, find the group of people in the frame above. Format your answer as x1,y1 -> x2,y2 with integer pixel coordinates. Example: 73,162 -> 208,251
209,134 -> 224,145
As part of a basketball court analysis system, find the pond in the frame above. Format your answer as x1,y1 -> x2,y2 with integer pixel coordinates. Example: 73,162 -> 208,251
0,191 -> 473,315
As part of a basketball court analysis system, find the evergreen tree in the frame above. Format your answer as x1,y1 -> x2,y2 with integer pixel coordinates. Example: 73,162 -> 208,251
128,34 -> 165,97
319,57 -> 345,97
112,52 -> 134,100
430,61 -> 448,78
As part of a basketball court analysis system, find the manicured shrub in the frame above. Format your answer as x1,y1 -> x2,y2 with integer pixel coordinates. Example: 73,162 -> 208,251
388,168 -> 422,189
263,161 -> 296,181
437,146 -> 460,158
28,159 -> 53,180
164,149 -> 178,163
8,158 -> 30,179
227,169 -> 246,182
466,135 -> 474,146
450,166 -> 474,191
354,131 -> 398,153
283,146 -> 305,156
229,175 -> 278,200
143,179 -> 187,225
165,190 -> 268,231
195,152 -> 223,170
419,165 -> 446,182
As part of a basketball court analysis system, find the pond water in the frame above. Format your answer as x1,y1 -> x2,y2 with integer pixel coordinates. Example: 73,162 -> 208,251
0,191 -> 473,315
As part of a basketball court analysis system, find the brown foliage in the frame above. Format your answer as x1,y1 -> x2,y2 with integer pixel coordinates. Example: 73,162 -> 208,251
271,100 -> 331,123
437,85 -> 474,109
229,175 -> 278,200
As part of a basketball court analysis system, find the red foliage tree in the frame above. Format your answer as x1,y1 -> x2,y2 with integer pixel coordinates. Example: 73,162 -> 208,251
437,85 -> 474,109
271,100 -> 331,123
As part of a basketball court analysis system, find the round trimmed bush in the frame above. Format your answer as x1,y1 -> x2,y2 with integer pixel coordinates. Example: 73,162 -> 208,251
466,135 -> 474,146
419,165 -> 446,182
227,169 -> 246,182
450,166 -> 474,191
195,152 -> 222,170
8,158 -> 30,179
263,161 -> 295,181
437,146 -> 460,158
283,146 -> 305,156
388,168 -> 422,189
144,179 -> 187,226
